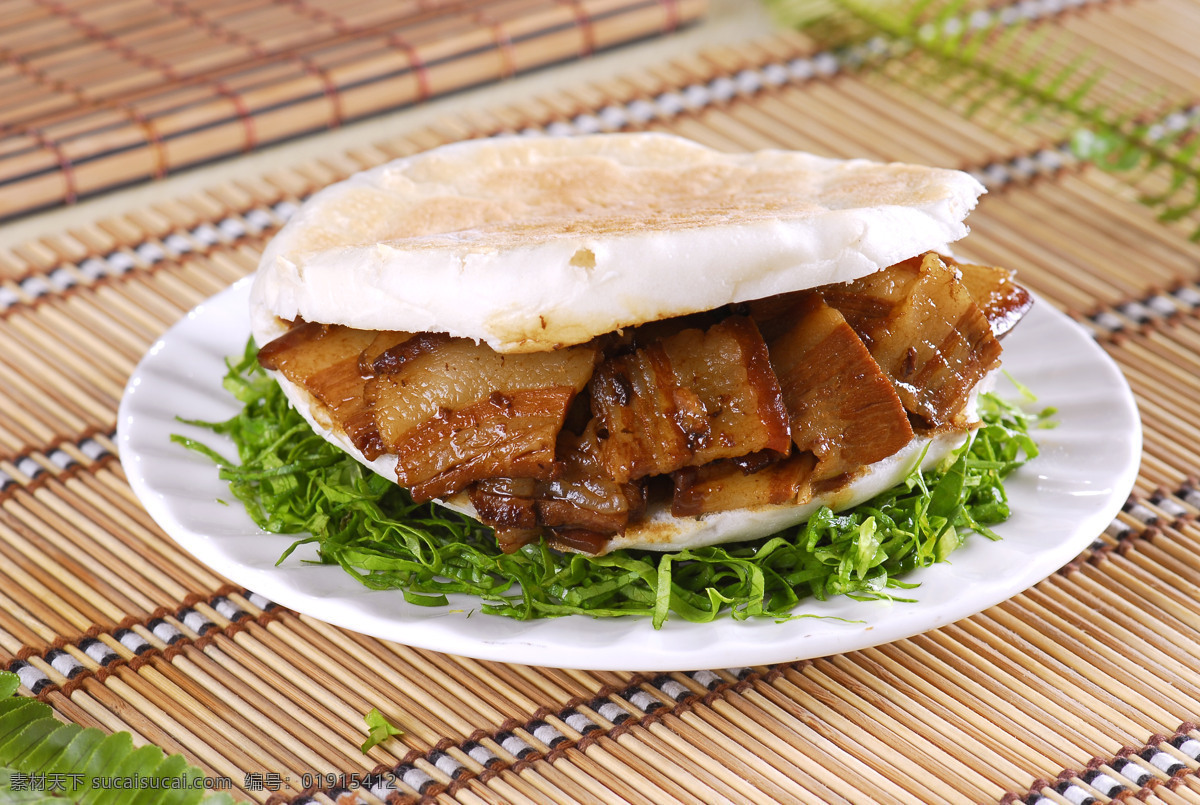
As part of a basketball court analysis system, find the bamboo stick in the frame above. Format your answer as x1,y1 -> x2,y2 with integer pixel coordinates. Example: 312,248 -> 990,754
0,505 -> 133,629
196,637 -> 405,771
951,612 -> 1149,747
854,642 -> 1077,770
751,670 -> 961,804
262,614 -> 499,743
572,734 -> 695,805
225,621 -> 451,755
675,698 -> 881,803
714,688 -> 908,803
918,625 -> 1113,757
641,714 -> 777,803
542,748 -> 656,805
826,652 -> 1038,787
511,755 -> 617,805
0,560 -> 82,646
1001,587 -> 1196,728
1032,573 -> 1200,713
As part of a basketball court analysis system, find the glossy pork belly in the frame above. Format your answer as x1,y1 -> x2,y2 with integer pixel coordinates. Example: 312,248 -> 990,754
762,292 -> 914,484
589,316 -> 791,484
822,253 -> 1004,431
257,323 -> 385,459
258,252 -> 1027,554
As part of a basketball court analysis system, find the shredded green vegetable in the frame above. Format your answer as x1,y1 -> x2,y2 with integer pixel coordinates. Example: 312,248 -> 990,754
175,339 -> 1048,627
360,708 -> 404,753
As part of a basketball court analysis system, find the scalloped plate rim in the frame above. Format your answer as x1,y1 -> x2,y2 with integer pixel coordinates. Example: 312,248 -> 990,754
116,277 -> 1142,671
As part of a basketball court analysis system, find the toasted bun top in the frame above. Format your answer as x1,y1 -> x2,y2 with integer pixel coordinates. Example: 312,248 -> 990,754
250,133 -> 984,352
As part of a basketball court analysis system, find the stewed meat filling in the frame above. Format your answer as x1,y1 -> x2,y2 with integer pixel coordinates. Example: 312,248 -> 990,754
259,253 -> 1027,554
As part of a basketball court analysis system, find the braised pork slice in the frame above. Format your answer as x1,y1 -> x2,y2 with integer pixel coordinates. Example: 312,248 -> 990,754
359,330 -> 446,375
469,424 -> 647,554
367,336 -> 599,502
672,451 -> 816,517
590,316 -> 791,484
822,252 -> 1002,430
764,293 -> 913,483
257,322 -> 386,459
952,260 -> 1034,339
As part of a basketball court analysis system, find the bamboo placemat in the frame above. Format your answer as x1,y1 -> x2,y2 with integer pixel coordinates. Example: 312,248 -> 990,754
4,0 -> 1200,802
0,0 -> 706,222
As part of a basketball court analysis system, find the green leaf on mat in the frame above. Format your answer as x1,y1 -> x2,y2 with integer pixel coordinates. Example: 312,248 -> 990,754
360,709 -> 404,753
0,671 -> 245,804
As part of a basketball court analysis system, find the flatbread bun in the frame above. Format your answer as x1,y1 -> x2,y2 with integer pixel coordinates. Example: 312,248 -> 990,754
248,133 -> 991,553
250,133 -> 984,353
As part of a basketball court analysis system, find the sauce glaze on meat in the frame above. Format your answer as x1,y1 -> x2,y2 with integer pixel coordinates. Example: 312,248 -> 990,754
259,253 -> 1030,554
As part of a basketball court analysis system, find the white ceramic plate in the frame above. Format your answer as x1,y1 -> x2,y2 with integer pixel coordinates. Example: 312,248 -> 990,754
118,278 -> 1141,671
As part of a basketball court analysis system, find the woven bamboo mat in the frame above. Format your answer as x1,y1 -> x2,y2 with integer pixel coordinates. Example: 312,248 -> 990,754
0,0 -> 706,222
4,0 -> 1200,802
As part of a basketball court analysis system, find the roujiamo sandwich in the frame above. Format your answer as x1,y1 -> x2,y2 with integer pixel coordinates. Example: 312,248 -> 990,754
248,133 -> 1031,557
